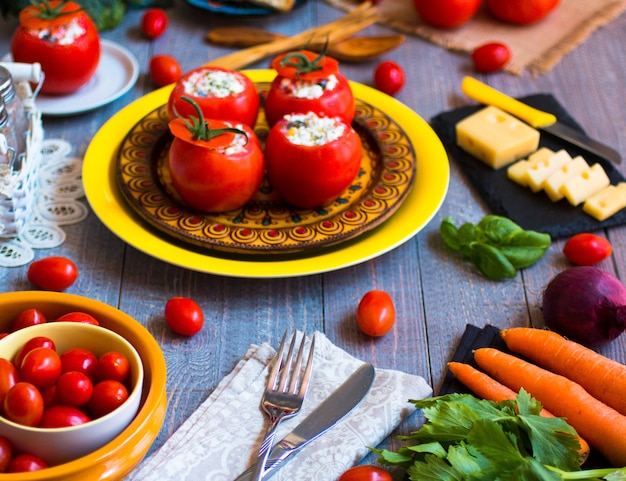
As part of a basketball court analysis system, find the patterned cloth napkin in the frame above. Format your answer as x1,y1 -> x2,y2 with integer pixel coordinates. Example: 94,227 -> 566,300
127,331 -> 432,481
325,0 -> 625,75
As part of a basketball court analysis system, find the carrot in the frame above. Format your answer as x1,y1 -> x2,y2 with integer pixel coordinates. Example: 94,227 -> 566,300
500,327 -> 626,416
473,347 -> 626,467
447,361 -> 590,463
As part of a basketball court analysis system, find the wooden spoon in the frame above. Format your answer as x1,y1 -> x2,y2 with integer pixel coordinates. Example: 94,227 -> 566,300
206,26 -> 405,62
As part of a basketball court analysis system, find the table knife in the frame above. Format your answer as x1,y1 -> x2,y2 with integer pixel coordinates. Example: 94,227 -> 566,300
234,363 -> 376,481
461,76 -> 622,164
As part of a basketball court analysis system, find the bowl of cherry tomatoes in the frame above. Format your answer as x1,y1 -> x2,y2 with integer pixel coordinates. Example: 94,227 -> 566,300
0,291 -> 167,480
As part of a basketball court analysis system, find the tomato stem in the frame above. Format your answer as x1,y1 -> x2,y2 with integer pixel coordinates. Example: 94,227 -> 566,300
177,96 -> 248,143
279,42 -> 330,77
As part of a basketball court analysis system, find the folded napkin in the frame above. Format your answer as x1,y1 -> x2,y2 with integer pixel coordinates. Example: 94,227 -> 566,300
128,331 -> 432,481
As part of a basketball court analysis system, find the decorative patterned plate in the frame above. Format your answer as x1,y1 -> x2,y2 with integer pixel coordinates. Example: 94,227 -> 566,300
115,84 -> 415,255
83,70 -> 449,278
186,0 -> 306,16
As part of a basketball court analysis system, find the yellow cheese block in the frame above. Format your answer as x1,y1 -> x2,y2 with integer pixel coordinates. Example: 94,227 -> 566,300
561,163 -> 611,206
456,106 -> 540,170
583,182 -> 626,221
526,149 -> 572,193
542,156 -> 589,202
507,147 -> 554,187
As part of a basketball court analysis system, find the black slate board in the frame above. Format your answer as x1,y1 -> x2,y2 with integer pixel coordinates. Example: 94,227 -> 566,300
431,95 -> 626,240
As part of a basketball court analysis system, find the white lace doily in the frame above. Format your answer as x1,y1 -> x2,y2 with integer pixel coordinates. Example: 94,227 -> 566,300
0,139 -> 88,267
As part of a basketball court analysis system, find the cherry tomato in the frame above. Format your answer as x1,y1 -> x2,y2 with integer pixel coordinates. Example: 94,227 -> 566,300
0,359 -> 19,409
471,42 -> 512,73
55,311 -> 99,325
27,256 -> 78,291
485,0 -> 560,24
413,0 -> 482,28
60,347 -> 99,379
88,380 -> 129,418
11,1 -> 100,95
356,290 -> 396,337
20,347 -> 62,390
164,297 -> 205,336
40,405 -> 91,428
265,112 -> 362,209
167,66 -> 260,127
141,8 -> 168,39
97,351 -> 130,383
55,371 -> 93,406
563,233 -> 613,266
0,436 -> 13,473
168,116 -> 264,213
14,336 -> 56,369
338,465 -> 393,481
3,382 -> 44,427
7,453 -> 48,473
374,60 -> 405,96
264,50 -> 355,127
149,54 -> 182,87
11,308 -> 47,331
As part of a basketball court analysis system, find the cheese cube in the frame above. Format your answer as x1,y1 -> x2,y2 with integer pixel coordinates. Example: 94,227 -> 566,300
525,149 -> 572,192
507,147 -> 554,187
561,163 -> 611,206
456,106 -> 540,169
542,156 -> 589,202
583,182 -> 626,221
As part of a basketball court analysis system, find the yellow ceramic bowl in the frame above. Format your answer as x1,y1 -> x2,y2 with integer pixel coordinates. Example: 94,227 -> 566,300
0,291 -> 167,481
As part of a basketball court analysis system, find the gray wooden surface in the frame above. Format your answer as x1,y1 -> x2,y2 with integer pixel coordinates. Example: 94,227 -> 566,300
1,1 -> 625,476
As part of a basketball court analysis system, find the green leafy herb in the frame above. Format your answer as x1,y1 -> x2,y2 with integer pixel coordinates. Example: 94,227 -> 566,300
375,391 -> 626,481
439,215 -> 551,280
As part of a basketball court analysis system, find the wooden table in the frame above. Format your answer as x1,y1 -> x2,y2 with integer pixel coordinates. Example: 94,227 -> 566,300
1,1 -> 625,476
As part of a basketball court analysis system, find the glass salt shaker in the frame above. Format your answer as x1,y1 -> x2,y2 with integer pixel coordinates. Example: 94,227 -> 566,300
0,66 -> 28,162
0,98 -> 19,168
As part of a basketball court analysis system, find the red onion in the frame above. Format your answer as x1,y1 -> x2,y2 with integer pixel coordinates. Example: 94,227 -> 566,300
542,266 -> 626,346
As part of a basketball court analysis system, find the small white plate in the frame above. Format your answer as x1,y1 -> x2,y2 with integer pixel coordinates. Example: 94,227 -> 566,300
4,39 -> 139,116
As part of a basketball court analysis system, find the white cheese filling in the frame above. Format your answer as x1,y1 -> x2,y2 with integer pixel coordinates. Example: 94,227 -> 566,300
213,122 -> 248,155
31,18 -> 86,45
279,74 -> 339,99
283,112 -> 345,146
183,70 -> 245,98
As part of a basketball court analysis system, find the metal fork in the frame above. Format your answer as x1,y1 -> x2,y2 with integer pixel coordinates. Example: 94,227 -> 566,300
250,331 -> 315,481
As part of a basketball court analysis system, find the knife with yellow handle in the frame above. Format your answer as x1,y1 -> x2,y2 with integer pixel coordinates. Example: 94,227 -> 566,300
461,76 -> 621,164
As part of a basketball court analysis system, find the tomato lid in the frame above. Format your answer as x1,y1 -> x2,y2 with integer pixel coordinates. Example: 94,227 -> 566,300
168,118 -> 241,150
271,50 -> 339,81
19,1 -> 85,30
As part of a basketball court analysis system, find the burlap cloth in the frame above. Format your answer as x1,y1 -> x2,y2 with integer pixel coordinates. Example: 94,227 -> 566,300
324,0 -> 625,75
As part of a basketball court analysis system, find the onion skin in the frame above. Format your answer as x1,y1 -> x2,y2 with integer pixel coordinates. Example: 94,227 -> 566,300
542,266 -> 626,346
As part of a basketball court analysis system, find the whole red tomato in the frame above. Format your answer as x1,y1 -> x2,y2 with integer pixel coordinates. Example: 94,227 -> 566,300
149,54 -> 182,87
0,359 -> 19,409
20,347 -> 62,390
7,453 -> 48,473
88,379 -> 128,418
60,347 -> 99,379
168,98 -> 264,213
164,297 -> 204,336
356,290 -> 396,337
167,67 -> 260,127
471,42 -> 512,73
27,255 -> 78,291
11,308 -> 47,331
40,404 -> 91,428
563,233 -> 613,266
141,8 -> 168,39
265,111 -> 362,209
55,311 -> 99,325
3,382 -> 44,427
413,0 -> 482,28
55,371 -> 93,406
14,336 -> 56,369
0,436 -> 13,473
485,0 -> 560,24
11,0 -> 100,95
374,60 -> 405,96
264,50 -> 355,127
338,465 -> 393,481
97,351 -> 130,382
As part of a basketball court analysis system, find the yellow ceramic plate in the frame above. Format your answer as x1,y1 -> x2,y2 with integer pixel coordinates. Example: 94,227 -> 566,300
83,70 -> 449,278
116,84 -> 416,255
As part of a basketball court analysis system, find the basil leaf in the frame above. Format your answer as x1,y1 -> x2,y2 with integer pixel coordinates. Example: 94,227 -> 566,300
440,216 -> 461,251
470,243 -> 517,280
478,215 -> 523,244
499,231 -> 552,269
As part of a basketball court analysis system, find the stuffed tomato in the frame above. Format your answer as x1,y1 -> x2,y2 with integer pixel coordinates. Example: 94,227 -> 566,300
264,50 -> 355,127
168,97 -> 264,213
167,67 -> 260,127
11,0 -> 100,95
265,111 -> 362,209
